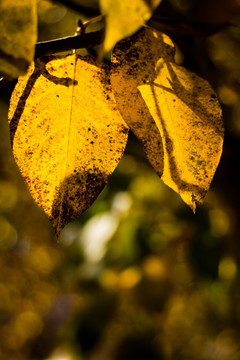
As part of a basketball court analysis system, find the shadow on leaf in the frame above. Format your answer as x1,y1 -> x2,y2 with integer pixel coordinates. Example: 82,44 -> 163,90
9,55 -> 77,145
50,169 -> 108,238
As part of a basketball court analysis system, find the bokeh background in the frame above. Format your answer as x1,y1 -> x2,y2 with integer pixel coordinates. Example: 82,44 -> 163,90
1,0 -> 240,359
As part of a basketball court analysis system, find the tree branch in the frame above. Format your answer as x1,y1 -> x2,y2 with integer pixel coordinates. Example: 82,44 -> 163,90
34,29 -> 104,59
35,16 -> 229,61
1,11 -> 231,87
148,16 -> 231,36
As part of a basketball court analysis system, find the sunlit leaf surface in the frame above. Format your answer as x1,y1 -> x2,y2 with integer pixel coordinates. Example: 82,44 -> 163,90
111,27 -> 224,211
9,54 -> 128,237
99,0 -> 162,54
0,0 -> 37,78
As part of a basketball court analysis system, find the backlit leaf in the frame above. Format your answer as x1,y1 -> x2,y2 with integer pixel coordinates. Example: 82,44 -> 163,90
99,0 -> 162,55
9,55 -> 128,237
111,27 -> 224,211
0,0 -> 37,79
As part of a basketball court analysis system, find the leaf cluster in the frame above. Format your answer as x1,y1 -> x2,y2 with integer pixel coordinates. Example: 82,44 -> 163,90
1,0 -> 226,237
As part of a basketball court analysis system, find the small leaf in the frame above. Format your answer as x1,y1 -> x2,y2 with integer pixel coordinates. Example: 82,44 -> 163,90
99,0 -> 162,55
111,27 -> 224,211
9,55 -> 128,237
0,0 -> 37,79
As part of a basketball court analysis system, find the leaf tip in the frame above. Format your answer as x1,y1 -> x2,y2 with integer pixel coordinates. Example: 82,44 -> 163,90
190,202 -> 196,214
188,192 -> 207,214
182,192 -> 204,214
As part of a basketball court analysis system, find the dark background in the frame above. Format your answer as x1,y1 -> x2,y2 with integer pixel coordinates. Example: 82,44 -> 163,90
1,0 -> 240,359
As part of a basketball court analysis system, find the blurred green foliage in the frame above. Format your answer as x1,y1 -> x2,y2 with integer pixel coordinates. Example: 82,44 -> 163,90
1,0 -> 240,359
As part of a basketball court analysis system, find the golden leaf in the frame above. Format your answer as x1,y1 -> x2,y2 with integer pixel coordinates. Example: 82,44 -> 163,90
111,27 -> 224,211
9,55 -> 129,237
99,0 -> 162,55
0,0 -> 37,78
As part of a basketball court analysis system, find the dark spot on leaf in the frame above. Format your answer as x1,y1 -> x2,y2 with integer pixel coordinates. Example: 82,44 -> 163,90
120,127 -> 129,134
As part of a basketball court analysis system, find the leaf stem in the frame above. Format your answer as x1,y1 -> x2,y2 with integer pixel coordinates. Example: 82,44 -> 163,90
82,14 -> 104,28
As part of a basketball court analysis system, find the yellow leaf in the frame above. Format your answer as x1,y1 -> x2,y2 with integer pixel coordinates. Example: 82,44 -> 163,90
0,0 -> 37,78
111,27 -> 224,211
99,0 -> 162,55
9,55 -> 129,237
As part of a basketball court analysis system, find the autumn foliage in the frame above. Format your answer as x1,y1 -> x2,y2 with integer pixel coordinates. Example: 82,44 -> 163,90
1,0 -> 225,237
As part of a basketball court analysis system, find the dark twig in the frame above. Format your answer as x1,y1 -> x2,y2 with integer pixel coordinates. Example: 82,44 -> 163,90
34,29 -> 104,58
35,14 -> 104,58
148,16 -> 231,36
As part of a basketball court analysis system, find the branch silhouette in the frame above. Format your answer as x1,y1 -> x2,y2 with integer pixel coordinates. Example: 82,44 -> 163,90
35,29 -> 104,59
